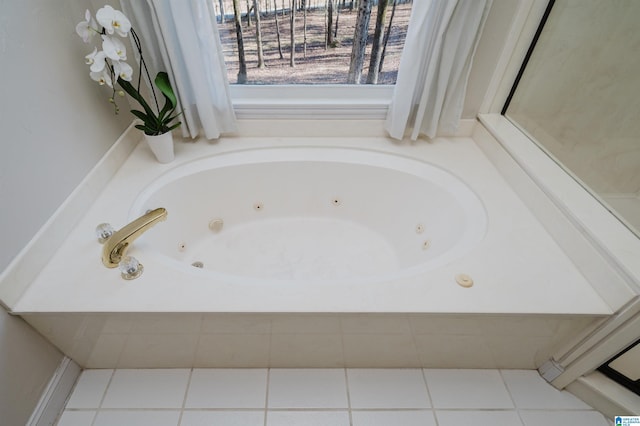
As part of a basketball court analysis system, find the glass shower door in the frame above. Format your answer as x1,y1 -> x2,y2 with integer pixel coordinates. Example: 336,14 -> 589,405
504,0 -> 640,237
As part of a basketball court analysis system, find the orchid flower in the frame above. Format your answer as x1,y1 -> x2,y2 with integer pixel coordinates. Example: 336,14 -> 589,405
75,9 -> 98,43
76,5 -> 181,134
96,5 -> 131,37
90,52 -> 107,73
113,61 -> 133,82
90,69 -> 113,88
85,48 -> 107,73
84,47 -> 98,65
101,35 -> 127,62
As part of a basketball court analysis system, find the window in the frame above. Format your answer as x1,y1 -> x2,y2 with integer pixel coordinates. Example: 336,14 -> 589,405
215,0 -> 413,85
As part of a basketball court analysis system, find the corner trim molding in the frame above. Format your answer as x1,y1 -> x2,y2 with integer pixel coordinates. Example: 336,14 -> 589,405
27,357 -> 81,426
566,372 -> 640,418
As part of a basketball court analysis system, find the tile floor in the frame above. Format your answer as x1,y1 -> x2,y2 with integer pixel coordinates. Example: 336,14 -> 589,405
56,368 -> 613,426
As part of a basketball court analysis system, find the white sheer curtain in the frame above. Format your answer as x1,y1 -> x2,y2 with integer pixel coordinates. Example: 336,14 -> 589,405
121,0 -> 237,139
385,0 -> 492,140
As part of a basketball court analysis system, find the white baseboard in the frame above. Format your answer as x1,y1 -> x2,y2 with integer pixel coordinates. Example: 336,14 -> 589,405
27,357 -> 81,426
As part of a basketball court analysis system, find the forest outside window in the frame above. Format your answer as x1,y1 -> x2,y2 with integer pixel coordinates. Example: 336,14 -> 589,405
215,0 -> 413,85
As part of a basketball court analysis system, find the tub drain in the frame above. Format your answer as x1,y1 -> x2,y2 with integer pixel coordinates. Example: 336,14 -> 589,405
191,261 -> 204,268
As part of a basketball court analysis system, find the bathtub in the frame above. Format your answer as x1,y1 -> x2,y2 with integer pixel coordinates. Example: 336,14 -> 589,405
131,148 -> 487,283
14,135 -> 611,369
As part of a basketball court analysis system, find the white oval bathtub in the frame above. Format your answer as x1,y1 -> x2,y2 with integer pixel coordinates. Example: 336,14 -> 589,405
131,147 -> 487,282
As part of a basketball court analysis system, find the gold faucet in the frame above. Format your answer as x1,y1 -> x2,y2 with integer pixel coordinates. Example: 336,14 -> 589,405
101,208 -> 167,268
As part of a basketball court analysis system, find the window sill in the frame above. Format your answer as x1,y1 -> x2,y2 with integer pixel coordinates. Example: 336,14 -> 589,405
229,84 -> 393,120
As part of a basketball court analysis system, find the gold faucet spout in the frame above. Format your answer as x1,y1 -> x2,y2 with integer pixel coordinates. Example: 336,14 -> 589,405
102,208 -> 167,268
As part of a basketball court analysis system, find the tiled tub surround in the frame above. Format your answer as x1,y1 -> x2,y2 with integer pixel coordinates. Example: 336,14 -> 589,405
23,313 -> 597,369
12,135 -> 612,368
56,368 -> 612,426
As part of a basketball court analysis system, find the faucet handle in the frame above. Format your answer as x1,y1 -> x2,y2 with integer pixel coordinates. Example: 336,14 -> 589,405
119,255 -> 144,280
95,223 -> 115,244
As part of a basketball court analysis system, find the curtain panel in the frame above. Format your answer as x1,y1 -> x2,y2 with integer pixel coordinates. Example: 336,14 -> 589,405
386,0 -> 492,140
121,0 -> 237,139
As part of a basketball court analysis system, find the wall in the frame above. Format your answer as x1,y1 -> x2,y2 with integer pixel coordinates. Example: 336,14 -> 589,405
463,0 -> 523,119
0,0 -> 131,423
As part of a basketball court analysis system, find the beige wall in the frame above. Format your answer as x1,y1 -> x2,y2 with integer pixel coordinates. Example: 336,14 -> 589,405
0,0 -> 131,423
0,311 -> 63,425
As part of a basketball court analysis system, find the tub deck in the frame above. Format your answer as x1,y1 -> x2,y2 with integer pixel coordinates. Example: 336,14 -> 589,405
13,136 -> 610,315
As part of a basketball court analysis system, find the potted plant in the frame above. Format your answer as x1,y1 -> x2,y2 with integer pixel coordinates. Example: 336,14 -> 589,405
76,5 -> 181,163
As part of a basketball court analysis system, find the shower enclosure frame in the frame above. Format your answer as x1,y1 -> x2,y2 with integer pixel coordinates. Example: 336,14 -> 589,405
477,0 -> 640,414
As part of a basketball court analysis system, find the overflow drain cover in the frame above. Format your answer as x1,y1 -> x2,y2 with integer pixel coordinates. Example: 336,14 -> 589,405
455,274 -> 474,288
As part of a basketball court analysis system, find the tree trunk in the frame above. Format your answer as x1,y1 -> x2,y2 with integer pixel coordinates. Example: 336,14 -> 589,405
232,0 -> 248,83
218,0 -> 225,23
253,0 -> 266,67
274,0 -> 284,59
245,0 -> 252,27
366,0 -> 388,84
333,1 -> 340,38
326,0 -> 334,47
290,0 -> 296,67
347,0 -> 371,83
378,0 -> 396,73
303,0 -> 308,58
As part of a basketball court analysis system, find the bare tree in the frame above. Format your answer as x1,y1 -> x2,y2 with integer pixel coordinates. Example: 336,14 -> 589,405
253,0 -> 266,67
326,0 -> 334,47
232,0 -> 248,83
378,0 -> 397,73
347,0 -> 371,83
333,1 -> 340,39
366,0 -> 388,83
303,0 -> 308,58
245,0 -> 252,27
218,0 -> 226,23
290,0 -> 296,67
274,0 -> 284,59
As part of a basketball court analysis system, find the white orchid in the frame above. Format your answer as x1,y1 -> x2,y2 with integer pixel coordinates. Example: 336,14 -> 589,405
113,61 -> 133,82
102,35 -> 127,61
76,5 -> 181,134
75,9 -> 98,43
85,48 -> 107,73
90,69 -> 113,88
84,47 -> 98,65
96,5 -> 131,37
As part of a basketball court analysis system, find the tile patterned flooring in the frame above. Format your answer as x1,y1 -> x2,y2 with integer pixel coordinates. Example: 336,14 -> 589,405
56,368 -> 613,426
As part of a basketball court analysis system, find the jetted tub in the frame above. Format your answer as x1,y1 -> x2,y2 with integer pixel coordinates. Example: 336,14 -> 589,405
14,136 -> 612,369
131,148 -> 487,282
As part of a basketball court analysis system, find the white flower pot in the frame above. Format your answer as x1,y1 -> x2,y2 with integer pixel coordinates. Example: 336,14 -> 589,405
144,132 -> 174,163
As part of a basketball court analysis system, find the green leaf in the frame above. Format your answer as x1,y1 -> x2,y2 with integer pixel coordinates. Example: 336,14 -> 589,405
130,109 -> 150,123
154,72 -> 177,110
117,78 -> 156,121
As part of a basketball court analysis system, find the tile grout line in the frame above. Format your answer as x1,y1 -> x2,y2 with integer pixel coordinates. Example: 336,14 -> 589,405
177,368 -> 194,426
421,369 -> 440,426
343,368 -> 353,426
265,315 -> 273,426
90,368 -> 116,426
264,368 -> 271,426
499,369 -> 525,425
